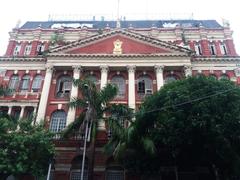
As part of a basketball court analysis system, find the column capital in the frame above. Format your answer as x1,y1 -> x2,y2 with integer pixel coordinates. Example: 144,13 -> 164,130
72,65 -> 82,74
154,65 -> 164,73
45,64 -> 54,73
100,65 -> 109,73
127,65 -> 136,73
234,68 -> 240,77
184,65 -> 192,77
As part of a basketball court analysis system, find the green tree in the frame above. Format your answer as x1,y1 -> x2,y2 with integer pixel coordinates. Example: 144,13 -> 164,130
62,79 -> 120,179
0,115 -> 55,179
0,85 -> 10,96
111,76 -> 240,179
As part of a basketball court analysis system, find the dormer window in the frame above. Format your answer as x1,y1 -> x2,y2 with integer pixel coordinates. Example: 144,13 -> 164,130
220,42 -> 228,55
24,44 -> 32,56
209,43 -> 216,55
194,43 -> 202,55
13,44 -> 21,56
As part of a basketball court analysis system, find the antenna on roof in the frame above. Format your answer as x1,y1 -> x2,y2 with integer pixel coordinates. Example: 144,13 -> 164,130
116,0 -> 121,28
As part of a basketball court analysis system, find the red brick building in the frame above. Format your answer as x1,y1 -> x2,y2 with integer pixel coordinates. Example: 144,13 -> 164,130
0,19 -> 239,180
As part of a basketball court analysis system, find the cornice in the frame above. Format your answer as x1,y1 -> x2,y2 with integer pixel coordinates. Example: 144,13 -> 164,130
0,56 -> 46,62
47,53 -> 190,58
192,56 -> 240,62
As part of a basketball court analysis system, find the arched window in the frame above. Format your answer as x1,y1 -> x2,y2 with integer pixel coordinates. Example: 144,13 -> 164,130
32,75 -> 43,92
106,159 -> 124,180
56,75 -> 72,98
49,110 -> 66,133
164,75 -> 177,84
137,75 -> 153,97
219,74 -> 229,80
71,156 -> 88,180
85,74 -> 98,84
209,74 -> 217,80
20,75 -> 30,92
8,75 -> 19,92
111,75 -> 125,98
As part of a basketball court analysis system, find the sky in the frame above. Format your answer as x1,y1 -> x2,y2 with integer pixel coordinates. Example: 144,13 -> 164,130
0,0 -> 239,55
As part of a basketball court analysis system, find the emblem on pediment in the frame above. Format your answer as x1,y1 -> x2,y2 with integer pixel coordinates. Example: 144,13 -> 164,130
113,39 -> 123,55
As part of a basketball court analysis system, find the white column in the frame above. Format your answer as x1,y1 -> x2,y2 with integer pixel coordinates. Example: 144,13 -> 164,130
99,66 -> 109,130
8,106 -> 12,115
19,106 -> 25,119
155,65 -> 164,90
184,65 -> 192,77
127,66 -> 136,110
100,65 -> 109,89
67,66 -> 81,125
36,65 -> 53,123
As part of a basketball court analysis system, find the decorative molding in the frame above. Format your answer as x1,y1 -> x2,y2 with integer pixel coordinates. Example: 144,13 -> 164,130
184,65 -> 192,77
127,65 -> 136,73
72,65 -> 82,74
45,64 -> 54,73
154,65 -> 164,73
100,65 -> 109,73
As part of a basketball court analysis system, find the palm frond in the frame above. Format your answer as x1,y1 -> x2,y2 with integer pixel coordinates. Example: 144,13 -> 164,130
141,137 -> 156,155
113,142 -> 127,160
99,84 -> 117,105
61,113 -> 85,139
68,97 -> 88,109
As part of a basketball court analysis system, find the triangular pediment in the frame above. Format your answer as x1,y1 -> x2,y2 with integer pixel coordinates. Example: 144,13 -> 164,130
50,30 -> 191,56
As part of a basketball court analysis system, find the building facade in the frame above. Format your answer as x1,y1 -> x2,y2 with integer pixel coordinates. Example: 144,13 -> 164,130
0,19 -> 240,180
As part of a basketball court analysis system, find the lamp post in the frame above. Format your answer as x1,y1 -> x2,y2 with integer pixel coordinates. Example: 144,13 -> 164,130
80,83 -> 92,180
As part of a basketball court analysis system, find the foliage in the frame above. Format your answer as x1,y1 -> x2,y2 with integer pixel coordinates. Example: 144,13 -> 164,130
50,32 -> 65,46
0,84 -> 11,96
109,76 -> 240,178
0,115 -> 55,179
62,79 -> 118,139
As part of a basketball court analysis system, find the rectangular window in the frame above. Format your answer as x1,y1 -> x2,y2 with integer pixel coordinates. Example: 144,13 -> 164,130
220,43 -> 227,55
194,44 -> 202,55
37,43 -> 45,55
24,44 -> 32,55
13,44 -> 21,56
209,44 -> 216,55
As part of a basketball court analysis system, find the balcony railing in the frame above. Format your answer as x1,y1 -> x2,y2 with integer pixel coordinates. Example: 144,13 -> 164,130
52,132 -> 85,140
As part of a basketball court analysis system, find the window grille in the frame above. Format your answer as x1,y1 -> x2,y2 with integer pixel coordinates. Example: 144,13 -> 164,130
111,76 -> 125,98
85,75 -> 98,84
71,172 -> 88,180
20,75 -> 30,92
164,75 -> 177,84
32,75 -> 42,92
8,75 -> 19,92
49,111 -> 67,133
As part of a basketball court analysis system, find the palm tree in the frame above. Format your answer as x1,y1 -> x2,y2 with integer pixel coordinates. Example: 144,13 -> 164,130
104,107 -> 156,177
62,79 -> 118,180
